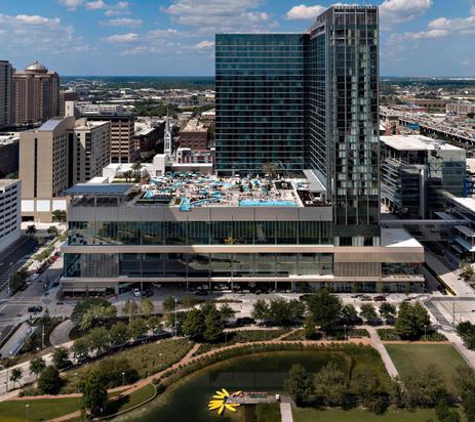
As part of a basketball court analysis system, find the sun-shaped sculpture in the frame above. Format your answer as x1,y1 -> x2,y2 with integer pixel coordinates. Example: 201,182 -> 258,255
208,388 -> 241,416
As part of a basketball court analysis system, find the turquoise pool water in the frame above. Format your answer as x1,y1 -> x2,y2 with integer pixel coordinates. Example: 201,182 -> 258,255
239,200 -> 297,207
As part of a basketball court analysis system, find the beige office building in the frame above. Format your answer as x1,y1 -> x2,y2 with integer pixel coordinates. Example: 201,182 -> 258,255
13,60 -> 59,125
19,117 -> 74,222
0,60 -> 13,129
73,119 -> 110,184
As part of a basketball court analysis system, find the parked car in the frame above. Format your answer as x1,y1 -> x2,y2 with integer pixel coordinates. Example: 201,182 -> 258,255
133,288 -> 142,297
360,295 -> 372,301
28,305 -> 43,313
235,317 -> 255,326
195,290 -> 209,296
373,295 -> 386,302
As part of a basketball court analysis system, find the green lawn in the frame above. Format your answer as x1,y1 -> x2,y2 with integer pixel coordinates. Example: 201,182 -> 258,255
293,408 -> 443,422
0,397 -> 81,422
103,383 -> 156,416
385,344 -> 468,394
62,338 -> 193,393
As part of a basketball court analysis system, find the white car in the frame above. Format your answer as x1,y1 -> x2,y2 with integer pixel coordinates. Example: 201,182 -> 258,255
133,288 -> 142,297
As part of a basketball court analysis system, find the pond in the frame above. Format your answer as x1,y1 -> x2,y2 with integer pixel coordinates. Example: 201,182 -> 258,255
125,350 -> 350,422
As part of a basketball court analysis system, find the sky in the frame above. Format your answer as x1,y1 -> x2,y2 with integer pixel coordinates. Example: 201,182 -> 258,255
0,0 -> 474,77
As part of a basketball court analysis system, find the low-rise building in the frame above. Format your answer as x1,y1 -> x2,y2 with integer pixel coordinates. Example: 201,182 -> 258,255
179,119 -> 209,150
381,135 -> 466,219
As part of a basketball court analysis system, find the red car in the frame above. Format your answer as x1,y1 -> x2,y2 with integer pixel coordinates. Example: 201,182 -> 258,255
373,295 -> 386,302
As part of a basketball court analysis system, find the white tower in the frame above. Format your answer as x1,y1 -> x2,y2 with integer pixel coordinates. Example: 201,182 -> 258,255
164,113 -> 172,159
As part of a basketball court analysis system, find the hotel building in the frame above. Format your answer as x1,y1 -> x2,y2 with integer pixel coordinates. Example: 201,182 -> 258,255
61,5 -> 425,294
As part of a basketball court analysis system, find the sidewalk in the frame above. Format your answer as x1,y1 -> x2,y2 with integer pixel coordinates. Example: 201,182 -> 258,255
425,252 -> 474,296
367,327 -> 400,379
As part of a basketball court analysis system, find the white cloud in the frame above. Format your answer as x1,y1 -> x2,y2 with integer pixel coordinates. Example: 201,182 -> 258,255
429,15 -> 475,31
165,0 -> 277,34
105,32 -> 138,43
194,40 -> 215,49
101,18 -> 142,27
380,0 -> 433,26
15,14 -> 61,26
85,1 -> 128,10
0,13 -> 84,57
389,28 -> 448,42
286,4 -> 326,20
58,0 -> 84,10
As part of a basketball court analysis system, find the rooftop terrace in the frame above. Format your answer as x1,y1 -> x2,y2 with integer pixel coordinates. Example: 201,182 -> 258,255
70,172 -> 330,210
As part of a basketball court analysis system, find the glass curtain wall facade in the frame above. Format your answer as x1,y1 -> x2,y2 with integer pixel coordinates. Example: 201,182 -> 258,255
215,34 -> 306,175
308,7 -> 380,246
216,6 -> 381,246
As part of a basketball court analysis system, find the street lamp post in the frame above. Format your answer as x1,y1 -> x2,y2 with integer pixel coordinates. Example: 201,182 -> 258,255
25,404 -> 30,422
122,372 -> 125,387
424,324 -> 428,341
344,324 -> 347,341
174,297 -> 178,336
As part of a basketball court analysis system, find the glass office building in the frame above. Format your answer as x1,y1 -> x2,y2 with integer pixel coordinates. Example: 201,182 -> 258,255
216,34 -> 306,175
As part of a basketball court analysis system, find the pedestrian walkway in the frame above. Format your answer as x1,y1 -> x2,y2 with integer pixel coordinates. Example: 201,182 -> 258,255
0,323 -> 30,358
50,319 -> 73,346
367,327 -> 400,379
280,402 -> 293,422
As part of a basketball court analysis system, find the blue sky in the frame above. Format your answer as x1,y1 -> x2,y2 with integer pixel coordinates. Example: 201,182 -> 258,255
0,0 -> 474,76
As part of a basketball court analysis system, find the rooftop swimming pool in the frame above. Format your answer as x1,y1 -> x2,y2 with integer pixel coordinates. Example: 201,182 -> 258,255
239,199 -> 298,207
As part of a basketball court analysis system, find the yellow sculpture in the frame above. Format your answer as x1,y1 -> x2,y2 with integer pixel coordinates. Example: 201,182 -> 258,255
208,388 -> 241,415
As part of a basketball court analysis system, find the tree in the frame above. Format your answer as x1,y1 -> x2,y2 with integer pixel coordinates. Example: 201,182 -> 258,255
52,209 -> 67,222
52,347 -> 70,370
379,302 -> 396,322
9,268 -> 30,294
404,365 -> 448,408
181,295 -> 198,308
303,316 -> 318,340
123,170 -> 134,183
219,303 -> 236,324
456,321 -> 475,349
140,298 -> 154,317
360,303 -> 379,324
87,327 -> 110,354
283,364 -> 313,406
79,370 -> 108,415
79,304 -> 117,331
29,357 -> 46,380
435,398 -> 461,422
147,315 -> 163,335
71,298 -> 111,327
313,362 -> 347,406
163,296 -> 176,313
182,309 -> 206,340
262,162 -> 277,179
455,365 -> 475,421
47,226 -> 59,237
72,337 -> 90,362
108,322 -> 131,347
9,368 -> 22,388
341,304 -> 360,325
122,300 -> 139,321
129,318 -> 148,339
395,302 -> 431,340
306,289 -> 342,331
37,366 -> 62,395
251,299 -> 269,322
26,224 -> 36,236
94,357 -> 139,388
203,305 -> 224,342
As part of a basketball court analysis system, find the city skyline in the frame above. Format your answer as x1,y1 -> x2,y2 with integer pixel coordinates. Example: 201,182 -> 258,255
0,0 -> 474,77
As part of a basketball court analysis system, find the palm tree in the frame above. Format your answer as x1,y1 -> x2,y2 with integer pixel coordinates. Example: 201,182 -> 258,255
10,368 -> 22,388
123,170 -> 134,183
29,357 -> 46,380
26,224 -> 36,237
